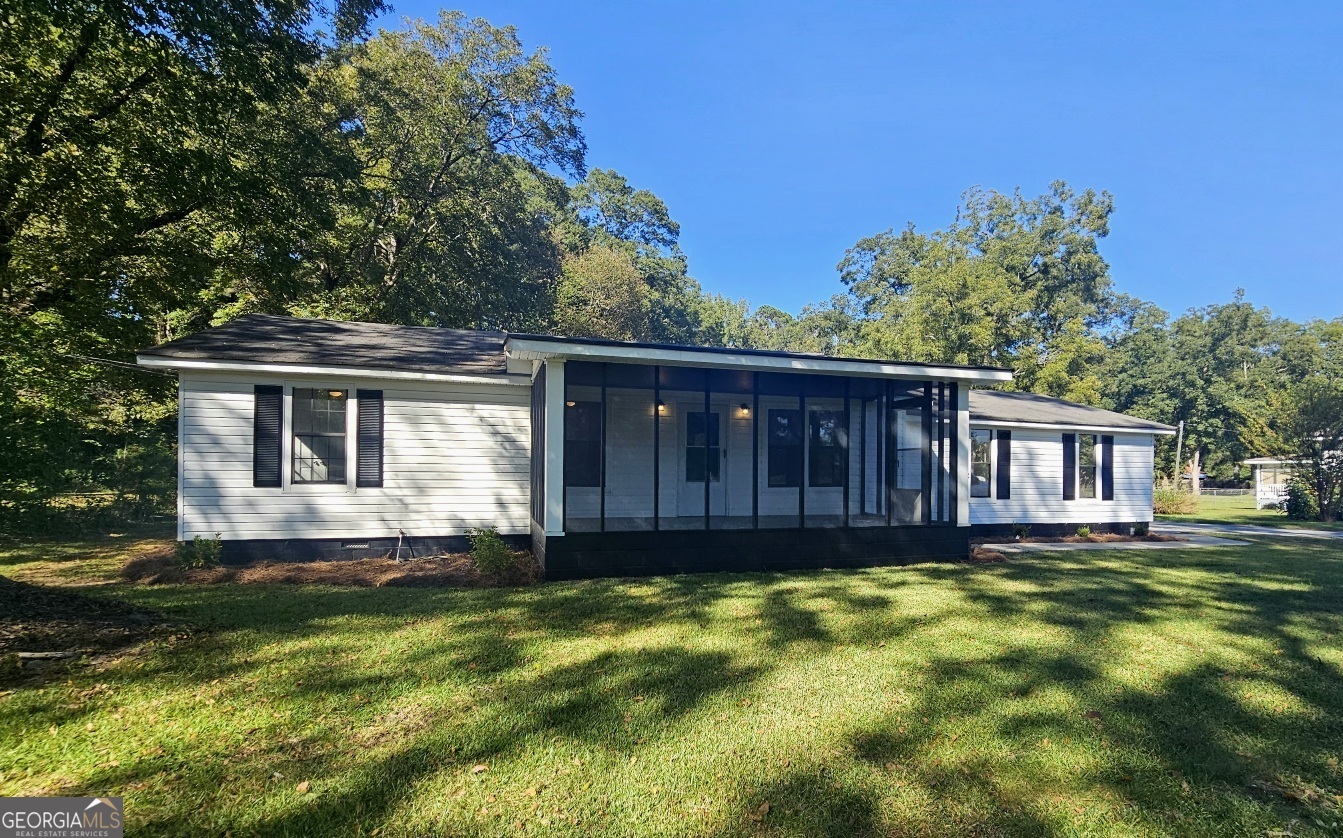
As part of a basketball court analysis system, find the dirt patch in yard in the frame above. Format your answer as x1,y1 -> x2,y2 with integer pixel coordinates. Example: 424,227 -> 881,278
0,576 -> 178,684
121,551 -> 541,588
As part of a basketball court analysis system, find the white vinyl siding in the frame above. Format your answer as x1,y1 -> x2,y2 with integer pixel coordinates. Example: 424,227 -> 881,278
968,427 -> 1155,525
178,372 -> 530,540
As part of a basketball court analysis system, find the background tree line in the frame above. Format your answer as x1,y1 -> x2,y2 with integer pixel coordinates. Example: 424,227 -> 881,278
3,1 -> 1340,530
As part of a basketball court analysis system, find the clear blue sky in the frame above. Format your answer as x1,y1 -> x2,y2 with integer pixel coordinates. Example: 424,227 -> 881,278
379,1 -> 1341,323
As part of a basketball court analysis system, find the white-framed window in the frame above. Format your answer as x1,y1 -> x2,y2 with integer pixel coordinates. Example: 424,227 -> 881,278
281,382 -> 358,492
970,428 -> 992,498
291,387 -> 350,484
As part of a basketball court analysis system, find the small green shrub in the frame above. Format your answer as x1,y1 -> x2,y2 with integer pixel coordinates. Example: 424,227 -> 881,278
1075,525 -> 1092,538
1282,479 -> 1319,521
466,527 -> 514,573
1011,523 -> 1031,540
1133,521 -> 1150,537
178,532 -> 223,569
1152,480 -> 1197,514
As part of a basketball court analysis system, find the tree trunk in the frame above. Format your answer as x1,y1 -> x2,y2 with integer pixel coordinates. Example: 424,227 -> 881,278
1189,449 -> 1202,496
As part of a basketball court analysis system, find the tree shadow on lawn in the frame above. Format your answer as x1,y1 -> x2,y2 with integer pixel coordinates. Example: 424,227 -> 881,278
12,538 -> 1343,835
840,541 -> 1343,833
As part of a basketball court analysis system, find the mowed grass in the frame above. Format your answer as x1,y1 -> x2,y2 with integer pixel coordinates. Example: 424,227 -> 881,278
1158,492 -> 1343,531
2,532 -> 1343,836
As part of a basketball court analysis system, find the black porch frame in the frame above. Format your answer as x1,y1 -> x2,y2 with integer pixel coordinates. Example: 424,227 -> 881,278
534,359 -> 965,577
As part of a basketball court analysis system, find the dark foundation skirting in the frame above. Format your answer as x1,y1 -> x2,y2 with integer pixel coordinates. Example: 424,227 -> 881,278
218,534 -> 529,564
535,525 -> 971,580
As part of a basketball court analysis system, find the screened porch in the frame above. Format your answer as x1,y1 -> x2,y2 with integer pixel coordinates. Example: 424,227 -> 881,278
550,361 -> 961,533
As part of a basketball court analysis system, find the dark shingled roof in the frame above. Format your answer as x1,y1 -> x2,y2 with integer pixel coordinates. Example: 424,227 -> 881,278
139,314 -> 508,375
969,389 -> 1175,433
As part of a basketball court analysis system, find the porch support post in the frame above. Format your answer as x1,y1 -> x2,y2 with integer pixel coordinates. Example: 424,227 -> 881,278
704,373 -> 711,530
886,381 -> 895,528
599,364 -> 607,532
544,359 -> 566,536
799,390 -> 807,528
751,373 -> 759,530
843,377 -> 851,528
921,382 -> 933,526
653,367 -> 660,531
956,382 -> 970,527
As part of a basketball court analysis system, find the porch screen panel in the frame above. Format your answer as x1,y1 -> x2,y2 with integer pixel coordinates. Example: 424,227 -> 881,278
848,378 -> 886,526
603,363 -> 657,531
710,368 -> 755,530
757,372 -> 803,529
890,384 -> 928,525
563,361 -> 603,532
657,365 -> 710,531
804,375 -> 848,528
927,382 -> 959,524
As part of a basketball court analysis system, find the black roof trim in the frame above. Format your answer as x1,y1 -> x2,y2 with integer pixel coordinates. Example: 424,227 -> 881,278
507,332 -> 1014,374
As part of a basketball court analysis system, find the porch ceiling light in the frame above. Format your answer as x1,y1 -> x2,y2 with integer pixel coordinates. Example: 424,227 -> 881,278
565,400 -> 577,407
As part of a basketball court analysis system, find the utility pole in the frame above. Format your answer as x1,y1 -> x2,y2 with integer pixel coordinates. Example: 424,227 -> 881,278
1174,420 -> 1185,484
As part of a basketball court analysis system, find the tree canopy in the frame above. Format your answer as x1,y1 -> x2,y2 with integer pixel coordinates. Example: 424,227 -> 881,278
2,2 -> 1337,528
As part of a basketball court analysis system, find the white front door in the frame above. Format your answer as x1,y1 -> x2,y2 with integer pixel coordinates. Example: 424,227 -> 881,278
677,405 -> 727,518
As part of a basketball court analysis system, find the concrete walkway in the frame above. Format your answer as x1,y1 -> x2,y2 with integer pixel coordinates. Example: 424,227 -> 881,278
1153,521 -> 1343,541
988,534 -> 1250,554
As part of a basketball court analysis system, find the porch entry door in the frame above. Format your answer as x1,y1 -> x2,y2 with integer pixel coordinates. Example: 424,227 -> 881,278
677,404 -> 727,518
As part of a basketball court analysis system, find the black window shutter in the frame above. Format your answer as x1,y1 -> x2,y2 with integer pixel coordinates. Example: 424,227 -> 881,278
356,389 -> 384,488
1062,432 -> 1076,500
253,385 -> 283,487
1101,434 -> 1115,501
996,430 -> 1011,500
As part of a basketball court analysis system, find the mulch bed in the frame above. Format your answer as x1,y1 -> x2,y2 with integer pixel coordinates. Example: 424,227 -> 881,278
121,551 -> 542,588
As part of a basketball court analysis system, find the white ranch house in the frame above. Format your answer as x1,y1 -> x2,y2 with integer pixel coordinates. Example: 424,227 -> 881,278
138,315 -> 1176,579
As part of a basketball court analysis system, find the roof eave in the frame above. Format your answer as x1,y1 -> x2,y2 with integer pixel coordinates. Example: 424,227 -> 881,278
970,417 -> 1178,435
136,354 -> 526,386
506,336 -> 1014,383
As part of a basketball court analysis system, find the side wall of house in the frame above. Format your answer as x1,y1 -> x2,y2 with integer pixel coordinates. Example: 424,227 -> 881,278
968,427 -> 1155,526
178,371 -> 531,542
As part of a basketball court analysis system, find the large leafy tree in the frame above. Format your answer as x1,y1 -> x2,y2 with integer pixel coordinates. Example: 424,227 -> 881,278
562,168 -> 709,343
838,182 -> 1119,401
0,0 -> 380,521
264,13 -> 586,330
1279,379 -> 1343,521
1104,291 -> 1285,484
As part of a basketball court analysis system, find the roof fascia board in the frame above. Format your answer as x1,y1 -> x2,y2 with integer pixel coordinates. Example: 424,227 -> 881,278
970,418 -> 1177,435
136,355 -> 528,386
506,337 -> 1013,383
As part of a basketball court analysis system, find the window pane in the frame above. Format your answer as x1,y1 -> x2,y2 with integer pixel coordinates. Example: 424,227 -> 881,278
292,388 -> 347,484
1079,434 -> 1097,499
767,409 -> 803,488
970,429 -> 992,498
808,409 -> 845,488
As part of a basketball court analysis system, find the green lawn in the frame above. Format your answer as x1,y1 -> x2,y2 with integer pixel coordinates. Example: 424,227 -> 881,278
2,531 -> 1342,836
1157,492 -> 1343,531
